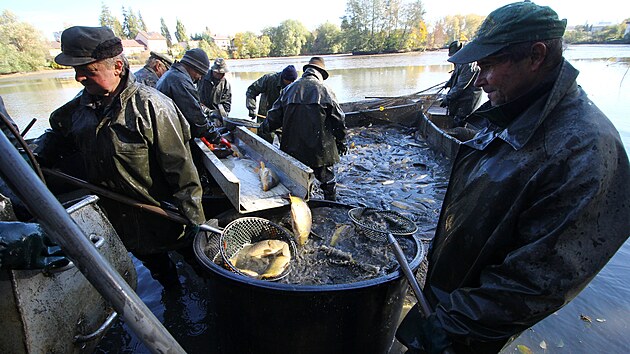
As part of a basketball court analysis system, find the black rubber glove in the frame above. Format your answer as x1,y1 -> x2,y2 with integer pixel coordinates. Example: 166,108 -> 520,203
181,223 -> 200,241
0,221 -> 69,270
440,97 -> 449,108
396,305 -> 452,354
336,139 -> 348,156
201,125 -> 222,145
248,110 -> 256,119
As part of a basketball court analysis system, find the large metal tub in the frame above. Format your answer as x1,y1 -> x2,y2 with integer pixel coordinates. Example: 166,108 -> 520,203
0,195 -> 137,354
194,200 -> 423,354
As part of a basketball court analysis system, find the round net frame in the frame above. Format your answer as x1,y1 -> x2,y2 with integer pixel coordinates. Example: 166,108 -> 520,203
348,207 -> 418,242
218,217 -> 297,281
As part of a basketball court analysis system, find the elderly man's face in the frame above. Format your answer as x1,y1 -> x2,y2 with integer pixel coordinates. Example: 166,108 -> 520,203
474,52 -> 539,106
74,59 -> 122,96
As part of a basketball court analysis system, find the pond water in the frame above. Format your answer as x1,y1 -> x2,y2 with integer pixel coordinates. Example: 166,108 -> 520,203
1,45 -> 629,353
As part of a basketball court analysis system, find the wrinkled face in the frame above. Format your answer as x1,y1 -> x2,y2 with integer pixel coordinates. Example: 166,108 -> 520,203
474,53 -> 537,106
74,59 -> 122,96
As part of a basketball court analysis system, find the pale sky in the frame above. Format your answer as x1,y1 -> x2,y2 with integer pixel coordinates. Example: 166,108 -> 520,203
2,0 -> 628,40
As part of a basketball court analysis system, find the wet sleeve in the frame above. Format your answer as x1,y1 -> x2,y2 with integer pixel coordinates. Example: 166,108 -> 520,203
32,98 -> 81,167
150,99 -> 205,224
172,80 -> 211,138
246,76 -> 266,113
446,64 -> 476,102
434,135 -> 630,345
220,81 -> 232,113
328,97 -> 346,142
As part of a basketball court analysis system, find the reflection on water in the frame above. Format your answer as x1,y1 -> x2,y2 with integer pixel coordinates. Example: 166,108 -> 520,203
1,45 -> 629,353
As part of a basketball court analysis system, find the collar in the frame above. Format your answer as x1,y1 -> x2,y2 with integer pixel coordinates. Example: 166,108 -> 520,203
464,60 -> 579,151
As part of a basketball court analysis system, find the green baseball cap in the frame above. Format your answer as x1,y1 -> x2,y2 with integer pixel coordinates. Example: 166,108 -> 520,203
449,1 -> 567,64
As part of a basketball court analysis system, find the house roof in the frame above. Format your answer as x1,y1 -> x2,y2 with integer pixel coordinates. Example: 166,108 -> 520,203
122,39 -> 145,48
137,31 -> 166,40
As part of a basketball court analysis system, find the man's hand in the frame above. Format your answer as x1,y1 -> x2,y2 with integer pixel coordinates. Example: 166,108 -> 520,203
396,305 -> 452,354
0,222 -> 69,270
336,139 -> 348,156
248,110 -> 256,119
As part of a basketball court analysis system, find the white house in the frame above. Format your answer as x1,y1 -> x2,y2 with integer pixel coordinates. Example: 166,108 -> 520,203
121,39 -> 146,56
135,31 -> 168,53
211,35 -> 231,51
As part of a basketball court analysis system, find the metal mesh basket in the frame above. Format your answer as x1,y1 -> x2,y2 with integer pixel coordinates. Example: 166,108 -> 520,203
218,217 -> 297,281
348,207 -> 418,242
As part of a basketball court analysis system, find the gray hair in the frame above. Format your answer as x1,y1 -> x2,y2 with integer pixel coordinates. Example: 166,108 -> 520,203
101,53 -> 129,77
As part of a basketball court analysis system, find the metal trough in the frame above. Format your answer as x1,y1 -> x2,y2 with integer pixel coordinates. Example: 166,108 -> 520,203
195,126 -> 314,214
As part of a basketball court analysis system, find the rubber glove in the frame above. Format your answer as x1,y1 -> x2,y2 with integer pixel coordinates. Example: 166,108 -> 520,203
440,97 -> 449,108
336,139 -> 348,156
396,304 -> 452,354
181,223 -> 200,241
248,110 -> 256,119
0,221 -> 69,270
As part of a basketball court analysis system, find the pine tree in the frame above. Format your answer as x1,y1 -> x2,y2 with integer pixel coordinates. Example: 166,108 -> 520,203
160,17 -> 172,48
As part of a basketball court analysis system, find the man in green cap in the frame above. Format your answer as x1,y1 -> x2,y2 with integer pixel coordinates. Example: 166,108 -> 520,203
33,26 -> 206,288
135,51 -> 173,88
396,2 -> 630,353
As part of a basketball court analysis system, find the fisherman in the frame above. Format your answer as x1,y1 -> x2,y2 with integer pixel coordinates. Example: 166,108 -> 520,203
0,96 -> 68,271
440,40 -> 483,127
157,48 -> 223,142
198,58 -> 232,125
396,2 -> 630,353
245,65 -> 298,143
259,57 -> 346,201
33,26 -> 206,287
134,51 -> 173,88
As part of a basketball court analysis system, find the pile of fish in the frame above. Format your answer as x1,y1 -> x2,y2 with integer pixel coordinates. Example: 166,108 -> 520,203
228,239 -> 291,279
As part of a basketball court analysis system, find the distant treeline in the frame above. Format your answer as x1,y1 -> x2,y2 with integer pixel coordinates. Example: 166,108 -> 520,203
1,3 -> 629,74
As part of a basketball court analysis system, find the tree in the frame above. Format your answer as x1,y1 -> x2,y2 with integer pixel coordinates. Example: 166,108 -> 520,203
311,22 -> 343,54
0,10 -> 49,73
175,18 -> 187,44
98,2 -> 122,37
121,7 -> 141,39
264,19 -> 310,57
232,32 -> 271,59
138,11 -> 147,32
160,17 -> 173,48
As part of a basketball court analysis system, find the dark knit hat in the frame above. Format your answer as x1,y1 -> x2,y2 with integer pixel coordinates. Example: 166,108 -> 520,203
281,65 -> 298,81
448,41 -> 463,56
55,26 -> 123,66
150,51 -> 173,69
449,1 -> 567,64
180,48 -> 210,74
303,57 -> 329,80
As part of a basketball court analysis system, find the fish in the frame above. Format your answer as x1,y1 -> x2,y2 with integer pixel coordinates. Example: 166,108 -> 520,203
256,161 -> 279,191
330,224 -> 351,246
289,194 -> 312,246
228,239 -> 292,279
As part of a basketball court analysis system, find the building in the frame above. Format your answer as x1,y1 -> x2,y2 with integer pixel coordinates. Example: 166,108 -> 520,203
121,39 -> 146,56
135,31 -> 168,53
211,35 -> 232,51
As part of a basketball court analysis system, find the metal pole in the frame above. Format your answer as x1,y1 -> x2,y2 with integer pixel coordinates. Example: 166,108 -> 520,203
0,132 -> 185,354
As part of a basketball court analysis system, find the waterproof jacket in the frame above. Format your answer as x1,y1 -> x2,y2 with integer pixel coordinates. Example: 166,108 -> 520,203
245,71 -> 284,117
198,73 -> 232,115
134,65 -> 159,88
445,62 -> 483,119
423,60 -> 630,353
34,72 -> 205,254
157,62 -> 215,138
261,69 -> 346,168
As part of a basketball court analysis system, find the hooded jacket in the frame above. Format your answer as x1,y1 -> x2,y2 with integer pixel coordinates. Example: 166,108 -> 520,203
34,71 -> 205,254
261,68 -> 346,168
245,71 -> 284,117
157,62 -> 217,139
423,60 -> 630,353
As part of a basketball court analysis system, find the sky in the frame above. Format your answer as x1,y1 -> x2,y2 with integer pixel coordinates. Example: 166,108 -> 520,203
1,0 -> 629,40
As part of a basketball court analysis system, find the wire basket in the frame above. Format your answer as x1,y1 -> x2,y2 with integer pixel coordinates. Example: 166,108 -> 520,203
348,207 -> 418,242
218,217 -> 297,281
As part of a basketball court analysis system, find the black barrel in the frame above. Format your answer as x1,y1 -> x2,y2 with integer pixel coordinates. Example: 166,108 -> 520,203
194,200 -> 424,354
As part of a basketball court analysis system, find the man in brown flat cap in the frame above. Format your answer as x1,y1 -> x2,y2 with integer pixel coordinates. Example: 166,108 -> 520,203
34,26 -> 206,288
260,57 -> 346,201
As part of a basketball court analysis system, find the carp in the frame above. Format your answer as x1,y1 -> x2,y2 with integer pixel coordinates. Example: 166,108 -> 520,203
289,195 -> 312,246
228,239 -> 291,279
256,161 -> 279,191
